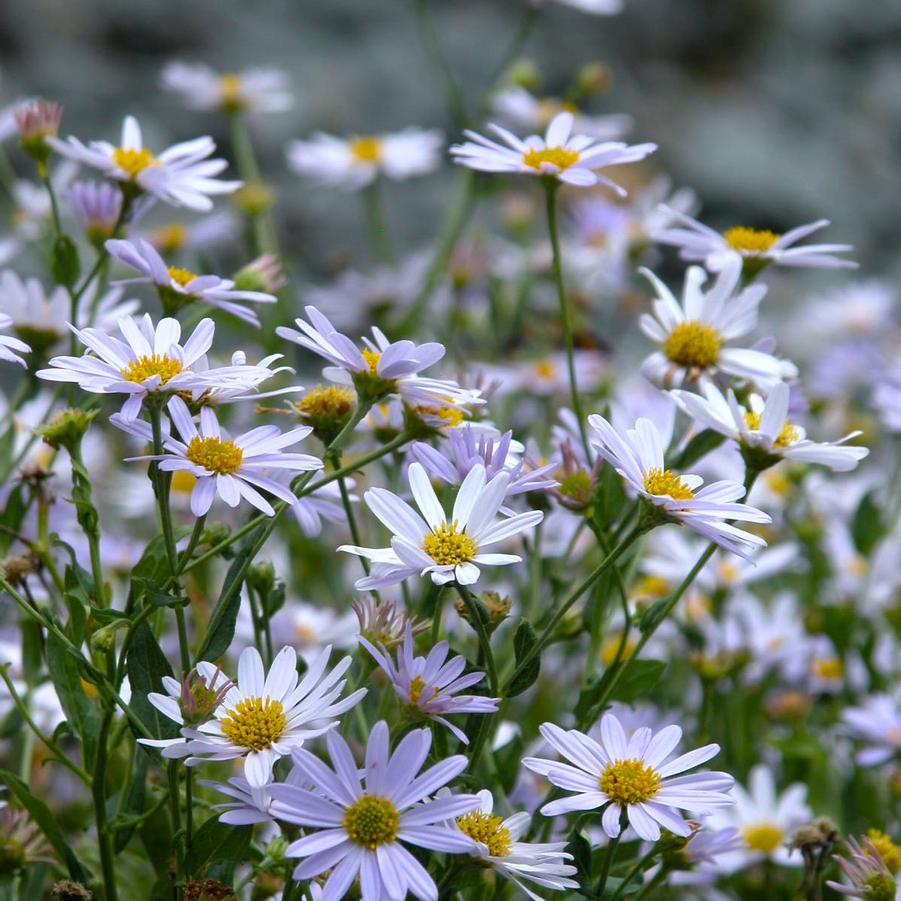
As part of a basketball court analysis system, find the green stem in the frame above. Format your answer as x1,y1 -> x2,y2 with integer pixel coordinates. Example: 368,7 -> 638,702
631,865 -> 669,900
412,0 -> 467,127
607,845 -> 660,901
362,179 -> 395,264
92,663 -> 119,901
595,814 -> 626,896
545,180 -> 590,462
504,525 -> 643,692
455,583 -> 498,694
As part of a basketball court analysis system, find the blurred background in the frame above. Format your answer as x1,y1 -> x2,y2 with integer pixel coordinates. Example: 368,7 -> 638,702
1,0 -> 899,279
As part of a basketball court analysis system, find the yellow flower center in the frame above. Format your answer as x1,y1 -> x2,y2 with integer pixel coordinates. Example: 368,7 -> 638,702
422,521 -> 478,567
662,321 -> 723,369
601,633 -> 636,667
723,226 -> 780,255
523,146 -> 581,171
219,73 -> 242,107
534,360 -> 557,379
120,354 -> 183,386
350,137 -> 383,163
151,223 -> 188,254
296,385 -> 356,419
866,829 -> 901,874
408,674 -> 439,706
186,436 -> 244,475
810,657 -> 843,680
743,411 -> 799,449
343,795 -> 399,849
220,697 -> 286,751
294,622 -> 317,644
741,822 -> 784,853
718,560 -> 740,584
167,266 -> 198,288
169,469 -> 197,494
643,467 -> 695,501
361,348 -> 381,375
112,147 -> 157,179
415,404 -> 465,428
599,758 -> 662,805
456,811 -> 512,858
633,574 -> 670,599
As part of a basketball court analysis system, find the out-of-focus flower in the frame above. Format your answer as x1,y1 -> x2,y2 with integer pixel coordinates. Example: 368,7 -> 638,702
360,623 -> 498,743
268,721 -> 480,899
672,382 -> 869,472
68,180 -> 124,246
534,0 -> 623,16
340,461 -> 543,589
523,714 -> 734,841
451,111 -> 655,192
48,115 -> 241,211
353,596 -> 428,649
652,207 -> 857,274
588,413 -> 771,558
161,62 -> 292,114
708,765 -> 811,871
287,127 -> 443,191
0,313 -> 31,367
826,836 -> 899,900
14,98 -> 63,163
841,695 -> 901,766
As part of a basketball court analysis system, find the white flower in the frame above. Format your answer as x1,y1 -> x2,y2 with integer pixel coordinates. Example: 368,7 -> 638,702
287,128 -> 443,191
161,62 -> 292,114
172,645 -> 365,787
340,461 -> 543,589
450,111 -> 655,192
841,694 -> 901,766
652,206 -> 857,273
450,789 -> 579,900
523,714 -> 734,841
277,306 -> 476,408
0,270 -> 137,347
48,115 -> 241,211
36,313 -> 222,420
106,237 -> 276,327
708,765 -> 811,871
0,312 -> 31,367
672,382 -> 869,472
122,395 -> 322,517
639,259 -> 798,391
492,86 -> 632,141
68,179 -> 124,245
588,413 -> 771,558
268,721 -> 480,901
535,0 -> 622,15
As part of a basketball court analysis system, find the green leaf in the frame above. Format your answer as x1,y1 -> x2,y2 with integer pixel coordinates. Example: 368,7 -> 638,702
126,621 -> 177,740
607,659 -> 666,704
568,826 -> 592,884
593,462 -> 627,530
45,633 -> 100,769
184,814 -> 253,876
667,428 -> 726,471
51,234 -> 81,287
197,530 -> 262,662
0,769 -> 90,882
113,749 -> 149,853
851,489 -> 887,557
507,619 -> 541,697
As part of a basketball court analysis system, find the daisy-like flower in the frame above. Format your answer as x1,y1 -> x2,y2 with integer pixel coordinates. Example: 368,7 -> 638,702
588,414 -> 771,559
353,596 -> 428,649
707,765 -> 811,871
0,270 -> 137,352
201,765 -> 309,826
639,259 -> 797,391
450,111 -> 655,192
47,114 -> 241,211
410,426 -> 558,513
523,715 -> 734,841
68,180 -> 124,247
161,62 -> 292,114
36,313 -> 221,420
124,395 -> 322,517
268,721 -> 480,900
340,461 -> 543,589
0,313 -> 31,367
671,382 -> 869,472
287,127 -> 443,191
827,836 -> 900,900
536,0 -> 623,14
450,789 -> 579,900
106,237 -> 275,327
360,623 -> 498,743
841,695 -> 901,766
277,306 -> 475,407
172,645 -> 365,787
651,206 -> 857,274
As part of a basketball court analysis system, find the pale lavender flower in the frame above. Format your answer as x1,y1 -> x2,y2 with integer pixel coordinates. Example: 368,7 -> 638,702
0,313 -> 31,367
826,836 -> 899,899
841,695 -> 901,766
268,721 -> 480,900
68,180 -> 123,244
360,623 -> 498,743
523,714 -> 734,841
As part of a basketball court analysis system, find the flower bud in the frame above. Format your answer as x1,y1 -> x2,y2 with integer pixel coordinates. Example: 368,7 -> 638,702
37,408 -> 98,454
233,254 -> 286,294
293,385 -> 356,445
231,181 -> 274,216
51,881 -> 93,901
247,560 -> 276,595
15,99 -> 63,168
